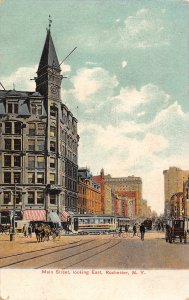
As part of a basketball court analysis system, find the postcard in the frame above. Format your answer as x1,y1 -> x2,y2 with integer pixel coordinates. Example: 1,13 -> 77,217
0,0 -> 189,299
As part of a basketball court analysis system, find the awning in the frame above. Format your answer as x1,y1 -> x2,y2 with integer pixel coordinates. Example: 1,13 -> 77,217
61,211 -> 74,222
49,212 -> 61,225
23,210 -> 46,221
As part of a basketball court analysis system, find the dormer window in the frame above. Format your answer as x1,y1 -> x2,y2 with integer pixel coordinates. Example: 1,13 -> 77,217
31,104 -> 42,115
7,102 -> 18,114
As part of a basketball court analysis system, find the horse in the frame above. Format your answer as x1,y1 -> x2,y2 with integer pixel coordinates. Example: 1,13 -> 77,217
35,223 -> 52,242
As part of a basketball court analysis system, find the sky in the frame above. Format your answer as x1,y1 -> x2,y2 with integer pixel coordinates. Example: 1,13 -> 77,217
0,0 -> 189,214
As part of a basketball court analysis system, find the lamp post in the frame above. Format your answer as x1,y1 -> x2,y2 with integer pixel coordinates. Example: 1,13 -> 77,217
10,183 -> 16,241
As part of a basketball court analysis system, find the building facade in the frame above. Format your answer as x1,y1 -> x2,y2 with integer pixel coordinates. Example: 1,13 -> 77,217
0,28 -> 79,223
163,167 -> 189,217
105,175 -> 142,217
78,168 -> 101,214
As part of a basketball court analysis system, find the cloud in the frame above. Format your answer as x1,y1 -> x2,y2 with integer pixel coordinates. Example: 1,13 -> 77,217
61,63 -> 71,73
121,61 -> 127,69
69,67 -> 118,103
1,65 -> 37,91
117,9 -> 170,48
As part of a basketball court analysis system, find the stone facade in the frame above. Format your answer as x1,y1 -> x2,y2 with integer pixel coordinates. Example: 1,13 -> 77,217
0,28 -> 79,223
104,175 -> 142,217
163,167 -> 189,217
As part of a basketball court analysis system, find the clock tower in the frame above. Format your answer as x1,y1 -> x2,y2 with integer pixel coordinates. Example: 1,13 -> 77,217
35,28 -> 63,107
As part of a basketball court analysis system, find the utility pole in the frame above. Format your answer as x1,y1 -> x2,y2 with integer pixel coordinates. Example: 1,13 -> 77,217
10,183 -> 16,241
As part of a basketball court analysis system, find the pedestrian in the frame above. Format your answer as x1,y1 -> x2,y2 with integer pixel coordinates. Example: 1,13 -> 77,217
133,224 -> 137,237
125,224 -> 128,235
28,224 -> 32,238
23,224 -> 28,237
119,226 -> 122,237
140,223 -> 145,241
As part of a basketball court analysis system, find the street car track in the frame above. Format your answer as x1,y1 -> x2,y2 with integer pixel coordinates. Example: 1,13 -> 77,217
36,239 -> 122,269
0,239 -> 82,260
0,239 -> 96,268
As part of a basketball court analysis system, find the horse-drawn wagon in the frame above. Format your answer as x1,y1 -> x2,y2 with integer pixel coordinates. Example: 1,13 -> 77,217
165,219 -> 188,243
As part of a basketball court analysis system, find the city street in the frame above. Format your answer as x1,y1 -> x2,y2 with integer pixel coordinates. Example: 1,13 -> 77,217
0,231 -> 189,269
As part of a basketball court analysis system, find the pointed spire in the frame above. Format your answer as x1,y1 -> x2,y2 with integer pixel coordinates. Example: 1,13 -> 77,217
37,28 -> 60,73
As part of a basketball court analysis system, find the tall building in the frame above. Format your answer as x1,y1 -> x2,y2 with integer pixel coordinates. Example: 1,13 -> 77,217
0,27 -> 79,224
163,167 -> 189,217
105,175 -> 142,217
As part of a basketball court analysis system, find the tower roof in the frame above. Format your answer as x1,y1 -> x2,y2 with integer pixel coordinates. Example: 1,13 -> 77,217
37,29 -> 60,73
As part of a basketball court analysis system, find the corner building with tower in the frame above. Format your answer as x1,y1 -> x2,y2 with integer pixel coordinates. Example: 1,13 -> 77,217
0,28 -> 79,223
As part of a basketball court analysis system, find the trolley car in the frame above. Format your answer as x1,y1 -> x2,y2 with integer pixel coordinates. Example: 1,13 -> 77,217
165,219 -> 188,243
117,217 -> 130,229
70,214 -> 117,234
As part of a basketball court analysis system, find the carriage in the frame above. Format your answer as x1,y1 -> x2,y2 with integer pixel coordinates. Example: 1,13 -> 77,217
165,219 -> 188,243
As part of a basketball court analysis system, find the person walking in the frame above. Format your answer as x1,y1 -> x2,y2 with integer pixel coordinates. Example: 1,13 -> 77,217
28,224 -> 32,238
23,224 -> 28,237
125,224 -> 128,236
140,223 -> 145,241
118,226 -> 122,237
133,224 -> 137,237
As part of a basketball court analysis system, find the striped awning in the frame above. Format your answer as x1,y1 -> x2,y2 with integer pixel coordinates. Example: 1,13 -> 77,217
23,210 -> 46,221
61,211 -> 69,222
61,211 -> 75,222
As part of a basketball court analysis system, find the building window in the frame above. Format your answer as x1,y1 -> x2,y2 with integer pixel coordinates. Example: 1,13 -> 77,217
14,122 -> 21,134
50,141 -> 56,152
14,172 -> 21,183
28,172 -> 35,184
37,156 -> 45,169
15,192 -> 21,204
31,104 -> 42,115
37,173 -> 44,184
5,122 -> 12,134
50,194 -> 56,205
38,123 -> 45,135
37,192 -> 44,204
14,156 -> 21,167
14,139 -> 21,150
50,173 -> 55,184
7,103 -> 18,114
28,192 -> 35,204
28,140 -> 35,151
37,140 -> 45,151
50,126 -> 56,137
50,157 -> 55,168
28,156 -> 35,169
3,191 -> 11,204
5,139 -> 12,150
4,155 -> 11,167
50,106 -> 57,117
4,172 -> 11,183
29,123 -> 35,136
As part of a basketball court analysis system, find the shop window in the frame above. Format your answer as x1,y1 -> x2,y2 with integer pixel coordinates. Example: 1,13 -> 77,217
37,192 -> 44,204
28,140 -> 35,151
5,122 -> 12,134
50,173 -> 55,184
14,139 -> 21,150
37,173 -> 44,184
28,156 -> 35,169
14,122 -> 21,134
5,139 -> 12,150
28,192 -> 35,204
28,172 -> 35,184
3,191 -> 11,204
14,172 -> 21,183
14,156 -> 21,167
38,123 -> 45,135
50,126 -> 56,137
50,157 -> 55,168
50,194 -> 56,205
37,156 -> 45,169
4,172 -> 11,183
29,123 -> 35,136
4,155 -> 11,167
50,141 -> 56,152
